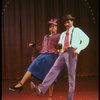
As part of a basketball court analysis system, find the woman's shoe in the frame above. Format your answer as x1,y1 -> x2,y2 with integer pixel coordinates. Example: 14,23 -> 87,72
9,83 -> 23,93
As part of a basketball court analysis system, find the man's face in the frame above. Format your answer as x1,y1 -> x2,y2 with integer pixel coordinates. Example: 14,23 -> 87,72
64,20 -> 73,29
49,24 -> 57,33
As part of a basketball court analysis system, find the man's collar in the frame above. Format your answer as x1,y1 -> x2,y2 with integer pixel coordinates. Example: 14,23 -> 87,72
69,26 -> 74,31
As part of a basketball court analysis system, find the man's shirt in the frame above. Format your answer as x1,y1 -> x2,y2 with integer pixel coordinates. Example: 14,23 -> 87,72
58,26 -> 90,54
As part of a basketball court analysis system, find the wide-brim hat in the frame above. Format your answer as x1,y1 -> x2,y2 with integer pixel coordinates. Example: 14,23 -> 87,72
48,18 -> 58,25
63,14 -> 75,21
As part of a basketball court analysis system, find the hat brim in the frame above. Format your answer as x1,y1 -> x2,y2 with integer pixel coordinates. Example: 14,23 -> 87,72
63,14 -> 75,22
48,22 -> 58,25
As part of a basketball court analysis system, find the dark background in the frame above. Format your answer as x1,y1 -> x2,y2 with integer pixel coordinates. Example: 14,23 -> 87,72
2,0 -> 99,80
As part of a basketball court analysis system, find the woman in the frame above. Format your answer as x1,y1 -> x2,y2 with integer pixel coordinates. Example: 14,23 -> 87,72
9,18 -> 60,100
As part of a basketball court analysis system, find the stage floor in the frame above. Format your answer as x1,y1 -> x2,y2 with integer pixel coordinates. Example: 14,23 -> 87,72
2,76 -> 98,100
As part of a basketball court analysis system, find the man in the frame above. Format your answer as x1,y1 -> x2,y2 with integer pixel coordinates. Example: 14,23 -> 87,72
9,18 -> 60,100
30,14 -> 90,100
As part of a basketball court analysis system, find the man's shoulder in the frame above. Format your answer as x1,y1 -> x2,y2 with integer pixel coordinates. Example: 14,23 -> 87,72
74,27 -> 82,31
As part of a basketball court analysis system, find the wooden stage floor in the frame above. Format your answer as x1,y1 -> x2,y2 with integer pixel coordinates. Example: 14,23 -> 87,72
2,76 -> 99,100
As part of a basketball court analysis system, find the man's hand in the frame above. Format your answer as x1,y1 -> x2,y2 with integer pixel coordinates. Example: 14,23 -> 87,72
56,44 -> 62,50
73,51 -> 78,56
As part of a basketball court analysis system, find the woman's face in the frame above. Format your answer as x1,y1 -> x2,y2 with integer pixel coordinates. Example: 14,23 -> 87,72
49,24 -> 57,34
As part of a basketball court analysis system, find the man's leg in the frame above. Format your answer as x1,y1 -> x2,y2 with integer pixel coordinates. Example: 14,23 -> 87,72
66,52 -> 78,100
31,55 -> 65,94
38,55 -> 65,94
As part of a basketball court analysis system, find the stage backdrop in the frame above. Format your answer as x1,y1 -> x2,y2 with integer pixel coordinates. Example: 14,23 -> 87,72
2,0 -> 99,79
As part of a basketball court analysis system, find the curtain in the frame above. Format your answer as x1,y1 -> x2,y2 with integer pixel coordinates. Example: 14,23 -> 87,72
2,0 -> 99,79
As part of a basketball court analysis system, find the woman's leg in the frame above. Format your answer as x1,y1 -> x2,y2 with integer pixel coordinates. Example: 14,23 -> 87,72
48,83 -> 54,100
15,71 -> 32,87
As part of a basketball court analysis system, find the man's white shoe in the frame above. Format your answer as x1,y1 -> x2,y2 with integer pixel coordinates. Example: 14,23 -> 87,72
30,81 -> 41,95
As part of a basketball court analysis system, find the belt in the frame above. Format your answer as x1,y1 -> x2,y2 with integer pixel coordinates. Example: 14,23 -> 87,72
65,47 -> 76,51
59,47 -> 76,54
